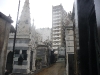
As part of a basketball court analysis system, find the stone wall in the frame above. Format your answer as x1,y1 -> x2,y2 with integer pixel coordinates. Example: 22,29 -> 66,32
0,18 -> 12,75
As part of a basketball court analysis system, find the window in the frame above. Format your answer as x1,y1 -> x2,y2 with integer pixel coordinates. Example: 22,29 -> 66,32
22,50 -> 27,54
22,50 -> 27,60
14,50 -> 20,54
14,50 -> 20,58
14,54 -> 20,57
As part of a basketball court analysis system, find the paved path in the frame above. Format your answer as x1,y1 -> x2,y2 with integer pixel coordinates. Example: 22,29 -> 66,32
34,62 -> 66,75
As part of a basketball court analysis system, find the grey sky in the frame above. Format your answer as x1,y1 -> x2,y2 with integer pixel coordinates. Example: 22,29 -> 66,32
0,0 -> 74,28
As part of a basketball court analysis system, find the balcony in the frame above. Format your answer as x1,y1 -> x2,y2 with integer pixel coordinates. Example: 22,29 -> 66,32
52,21 -> 61,24
53,39 -> 61,41
53,14 -> 61,17
53,32 -> 61,34
53,43 -> 61,45
53,18 -> 61,20
53,28 -> 61,31
53,35 -> 61,38
52,23 -> 61,27
53,11 -> 61,14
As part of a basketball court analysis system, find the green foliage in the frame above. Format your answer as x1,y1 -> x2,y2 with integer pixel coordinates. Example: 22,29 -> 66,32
36,57 -> 42,62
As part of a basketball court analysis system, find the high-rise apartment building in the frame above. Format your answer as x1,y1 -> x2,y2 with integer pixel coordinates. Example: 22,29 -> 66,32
52,4 -> 67,51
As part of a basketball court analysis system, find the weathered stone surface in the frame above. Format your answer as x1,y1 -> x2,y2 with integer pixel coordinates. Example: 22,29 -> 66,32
34,62 -> 66,75
0,12 -> 13,75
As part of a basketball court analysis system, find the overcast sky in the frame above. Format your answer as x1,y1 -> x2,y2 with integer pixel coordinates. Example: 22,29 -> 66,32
0,0 -> 74,28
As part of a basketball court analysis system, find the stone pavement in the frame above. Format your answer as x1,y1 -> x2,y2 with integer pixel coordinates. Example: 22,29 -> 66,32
33,62 -> 66,75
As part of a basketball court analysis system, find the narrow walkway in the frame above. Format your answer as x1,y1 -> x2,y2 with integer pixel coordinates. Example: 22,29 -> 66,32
34,62 -> 66,75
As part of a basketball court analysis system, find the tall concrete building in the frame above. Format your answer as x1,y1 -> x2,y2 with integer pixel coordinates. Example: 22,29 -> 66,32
7,0 -> 36,74
52,4 -> 67,51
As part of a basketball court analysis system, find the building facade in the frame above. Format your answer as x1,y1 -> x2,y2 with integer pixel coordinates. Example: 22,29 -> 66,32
7,0 -> 36,74
36,45 -> 50,69
52,4 -> 67,51
72,0 -> 100,75
0,12 -> 14,75
65,14 -> 74,75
